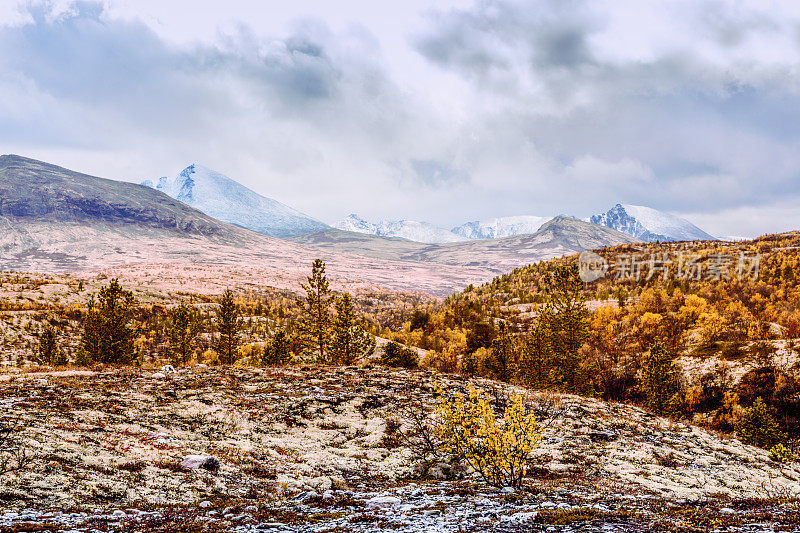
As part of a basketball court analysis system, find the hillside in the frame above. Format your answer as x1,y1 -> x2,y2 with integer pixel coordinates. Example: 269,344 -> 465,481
377,230 -> 800,464
0,155 -> 229,235
295,217 -> 638,273
143,164 -> 328,238
1,366 -> 797,532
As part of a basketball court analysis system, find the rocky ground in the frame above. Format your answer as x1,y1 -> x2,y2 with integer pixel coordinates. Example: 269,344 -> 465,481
1,366 -> 800,532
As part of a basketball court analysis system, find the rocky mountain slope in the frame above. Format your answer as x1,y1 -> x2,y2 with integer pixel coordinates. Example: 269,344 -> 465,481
296,217 -> 638,273
143,164 -> 328,238
0,154 -> 228,235
1,366 -> 798,532
590,203 -> 716,242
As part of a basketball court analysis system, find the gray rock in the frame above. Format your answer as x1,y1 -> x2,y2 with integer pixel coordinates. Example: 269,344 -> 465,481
180,455 -> 219,473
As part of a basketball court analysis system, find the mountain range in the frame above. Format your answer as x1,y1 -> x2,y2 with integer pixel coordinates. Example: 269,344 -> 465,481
334,214 -> 552,243
138,164 -> 716,245
335,207 -> 714,244
0,155 -> 637,297
295,217 -> 637,273
452,215 -> 551,240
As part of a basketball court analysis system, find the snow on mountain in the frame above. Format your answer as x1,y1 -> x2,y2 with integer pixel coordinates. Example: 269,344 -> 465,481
375,220 -> 467,243
335,214 -> 376,234
334,214 -> 467,244
452,215 -> 550,240
143,164 -> 329,238
590,204 -> 716,242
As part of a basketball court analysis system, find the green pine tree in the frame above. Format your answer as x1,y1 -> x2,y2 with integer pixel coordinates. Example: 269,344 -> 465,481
380,341 -> 418,369
263,330 -> 293,366
167,303 -> 201,365
540,264 -> 589,392
81,279 -> 137,365
640,339 -> 680,416
736,397 -> 785,449
330,293 -> 375,365
37,322 -> 66,366
214,289 -> 241,365
519,318 -> 554,388
296,259 -> 333,362
486,322 -> 516,383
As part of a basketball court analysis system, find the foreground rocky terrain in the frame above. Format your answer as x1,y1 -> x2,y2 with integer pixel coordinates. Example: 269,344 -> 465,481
1,366 -> 799,532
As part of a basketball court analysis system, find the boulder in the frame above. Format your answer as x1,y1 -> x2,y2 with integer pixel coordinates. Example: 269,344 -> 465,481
367,495 -> 401,507
181,455 -> 219,473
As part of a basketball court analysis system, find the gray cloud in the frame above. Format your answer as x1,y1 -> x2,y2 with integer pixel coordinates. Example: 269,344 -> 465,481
2,0 -> 800,238
412,0 -> 800,229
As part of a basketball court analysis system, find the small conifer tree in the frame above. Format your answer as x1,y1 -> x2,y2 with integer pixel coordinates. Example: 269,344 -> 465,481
167,303 -> 201,365
37,323 -> 66,366
485,322 -> 516,383
330,293 -> 375,365
296,259 -> 333,362
735,397 -> 785,449
380,341 -> 418,369
263,330 -> 292,366
519,318 -> 554,388
539,264 -> 589,392
640,339 -> 680,416
81,279 -> 137,364
214,289 -> 241,365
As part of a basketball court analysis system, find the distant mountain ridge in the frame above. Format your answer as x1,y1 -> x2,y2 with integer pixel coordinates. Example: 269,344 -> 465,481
452,215 -> 550,239
296,216 -> 638,273
334,213 -> 553,243
334,214 -> 466,244
143,164 -> 328,238
590,203 -> 716,242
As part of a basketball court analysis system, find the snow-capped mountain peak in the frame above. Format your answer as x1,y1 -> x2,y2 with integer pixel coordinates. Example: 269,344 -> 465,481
142,164 -> 328,238
590,203 -> 716,242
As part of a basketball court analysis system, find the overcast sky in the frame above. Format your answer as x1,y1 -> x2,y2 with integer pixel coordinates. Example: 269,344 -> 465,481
2,0 -> 800,237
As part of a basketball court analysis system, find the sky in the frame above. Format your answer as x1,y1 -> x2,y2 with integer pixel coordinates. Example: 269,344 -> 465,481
2,0 -> 800,238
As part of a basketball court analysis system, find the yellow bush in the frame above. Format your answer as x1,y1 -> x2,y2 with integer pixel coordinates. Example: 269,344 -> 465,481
697,312 -> 726,344
202,349 -> 220,366
434,383 -> 541,489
